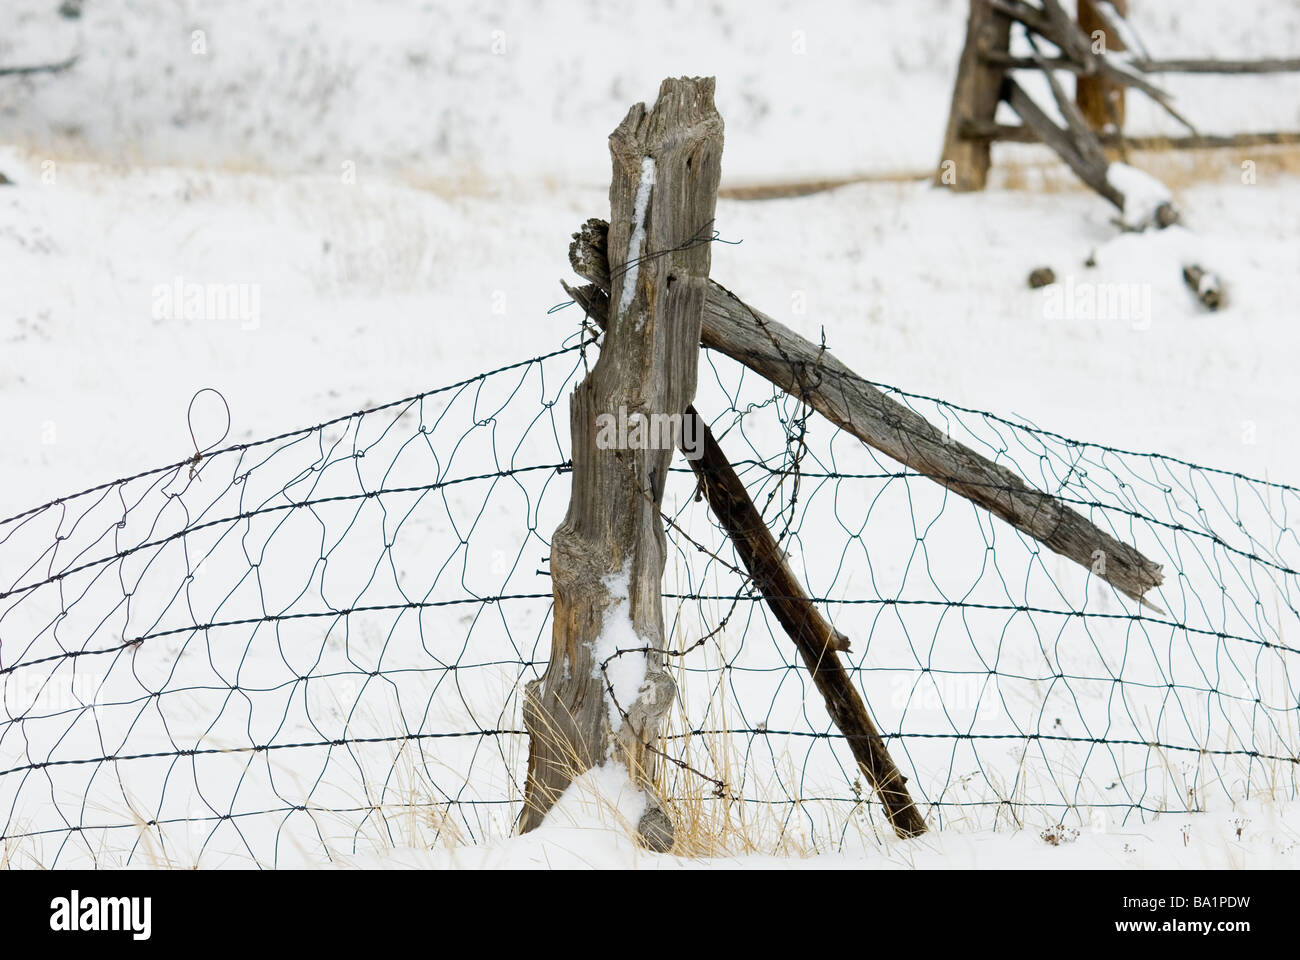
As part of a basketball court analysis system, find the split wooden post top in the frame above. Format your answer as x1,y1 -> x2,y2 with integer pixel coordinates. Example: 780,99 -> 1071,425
520,78 -> 723,848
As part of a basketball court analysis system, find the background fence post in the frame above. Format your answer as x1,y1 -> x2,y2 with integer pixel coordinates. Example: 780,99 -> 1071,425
935,0 -> 1012,191
520,77 -> 724,848
1077,0 -> 1127,133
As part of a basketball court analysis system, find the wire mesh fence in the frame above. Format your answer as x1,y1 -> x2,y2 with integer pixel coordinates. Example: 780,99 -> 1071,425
2,319 -> 1298,867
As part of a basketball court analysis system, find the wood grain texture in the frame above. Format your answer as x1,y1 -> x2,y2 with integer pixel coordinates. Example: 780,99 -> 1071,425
1182,265 -> 1222,311
683,405 -> 927,836
565,279 -> 927,837
569,218 -> 1164,607
935,0 -> 1013,191
520,78 -> 723,846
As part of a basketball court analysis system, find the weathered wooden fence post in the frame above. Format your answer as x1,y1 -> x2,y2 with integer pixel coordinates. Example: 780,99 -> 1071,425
562,272 -> 931,838
520,77 -> 724,848
935,0 -> 1012,191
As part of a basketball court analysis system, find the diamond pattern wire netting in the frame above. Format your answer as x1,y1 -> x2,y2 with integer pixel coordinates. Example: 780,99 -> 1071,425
2,328 -> 1298,866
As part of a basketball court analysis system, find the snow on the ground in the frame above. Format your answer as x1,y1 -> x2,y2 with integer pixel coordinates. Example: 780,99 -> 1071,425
338,776 -> 1300,869
593,563 -> 647,729
2,0 -> 1299,869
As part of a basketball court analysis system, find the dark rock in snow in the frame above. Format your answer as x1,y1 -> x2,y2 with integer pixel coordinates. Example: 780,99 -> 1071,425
1028,267 -> 1056,288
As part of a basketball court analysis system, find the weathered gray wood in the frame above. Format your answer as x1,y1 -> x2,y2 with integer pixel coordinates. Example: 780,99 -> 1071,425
1134,57 -> 1300,75
981,53 -> 1300,75
1089,0 -> 1150,63
569,219 -> 1165,607
1076,0 -> 1127,133
990,0 -> 1196,133
1005,78 -> 1180,227
935,0 -> 1013,191
521,77 -> 724,846
565,272 -> 929,839
960,122 -> 1300,151
679,404 -> 926,838
1004,77 -> 1125,208
1183,265 -> 1222,310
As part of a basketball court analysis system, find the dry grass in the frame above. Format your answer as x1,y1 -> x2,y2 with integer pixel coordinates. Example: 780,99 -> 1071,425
992,141 -> 1300,195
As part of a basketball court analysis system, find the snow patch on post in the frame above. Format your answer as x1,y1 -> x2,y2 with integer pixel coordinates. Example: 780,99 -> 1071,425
591,562 -> 648,729
617,156 -> 656,327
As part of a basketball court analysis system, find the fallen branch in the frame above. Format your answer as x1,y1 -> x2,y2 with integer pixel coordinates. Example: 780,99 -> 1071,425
1182,265 -> 1222,310
568,218 -> 1165,607
981,53 -> 1300,75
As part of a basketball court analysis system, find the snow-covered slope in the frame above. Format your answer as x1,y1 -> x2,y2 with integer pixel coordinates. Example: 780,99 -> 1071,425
3,149 -> 1297,515
4,0 -> 1299,184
